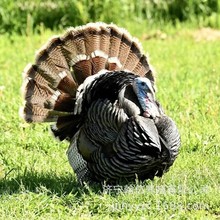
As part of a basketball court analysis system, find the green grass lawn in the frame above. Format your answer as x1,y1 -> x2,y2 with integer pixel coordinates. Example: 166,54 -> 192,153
0,26 -> 219,219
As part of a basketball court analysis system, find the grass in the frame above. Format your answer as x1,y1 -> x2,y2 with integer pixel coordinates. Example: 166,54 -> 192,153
0,24 -> 220,219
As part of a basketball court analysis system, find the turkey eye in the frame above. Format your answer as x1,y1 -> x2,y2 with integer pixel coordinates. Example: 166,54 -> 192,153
141,82 -> 145,86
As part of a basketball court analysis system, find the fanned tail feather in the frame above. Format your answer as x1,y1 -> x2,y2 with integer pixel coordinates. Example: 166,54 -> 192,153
21,22 -> 155,140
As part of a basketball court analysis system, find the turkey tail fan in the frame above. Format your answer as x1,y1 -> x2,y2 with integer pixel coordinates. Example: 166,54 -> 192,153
20,22 -> 155,140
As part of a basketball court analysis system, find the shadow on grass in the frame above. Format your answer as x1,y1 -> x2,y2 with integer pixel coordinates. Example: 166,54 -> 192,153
0,169 -> 157,197
0,170 -> 102,197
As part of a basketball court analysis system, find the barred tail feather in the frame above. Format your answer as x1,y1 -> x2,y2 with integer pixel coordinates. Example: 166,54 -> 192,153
21,22 -> 155,140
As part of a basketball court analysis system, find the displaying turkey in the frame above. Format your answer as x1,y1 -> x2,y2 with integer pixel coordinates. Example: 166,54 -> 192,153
20,22 -> 181,184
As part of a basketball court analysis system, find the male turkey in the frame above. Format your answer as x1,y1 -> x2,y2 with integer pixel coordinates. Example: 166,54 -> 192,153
20,22 -> 180,184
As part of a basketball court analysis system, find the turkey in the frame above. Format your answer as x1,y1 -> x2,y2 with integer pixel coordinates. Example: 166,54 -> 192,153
20,22 -> 181,184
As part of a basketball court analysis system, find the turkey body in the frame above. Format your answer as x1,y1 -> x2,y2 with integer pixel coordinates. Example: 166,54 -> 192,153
67,71 -> 180,183
20,22 -> 181,184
